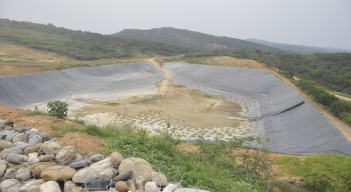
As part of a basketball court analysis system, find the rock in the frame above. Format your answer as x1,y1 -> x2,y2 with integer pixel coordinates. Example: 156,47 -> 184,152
39,155 -> 55,162
39,141 -> 61,155
15,127 -> 24,133
41,165 -> 76,182
11,141 -> 30,150
0,179 -> 21,192
15,167 -> 31,180
90,154 -> 105,162
12,133 -> 24,143
89,157 -> 117,180
119,158 -> 154,179
0,148 -> 22,159
4,120 -> 14,127
109,187 -> 118,192
20,179 -> 45,191
0,160 -> 8,177
29,129 -> 39,135
67,159 -> 90,169
174,189 -> 211,192
163,184 -> 180,192
71,187 -> 83,192
27,152 -> 40,164
4,168 -> 18,179
23,127 -> 33,132
24,145 -> 40,154
55,146 -> 77,164
28,162 -> 57,178
115,181 -> 128,192
111,152 -> 124,167
0,140 -> 12,150
4,126 -> 15,131
40,181 -> 61,192
152,172 -> 168,186
64,181 -> 78,192
136,176 -> 151,191
39,133 -> 51,142
75,153 -> 84,160
112,170 -> 132,182
5,132 -> 14,141
28,135 -> 42,145
72,167 -> 97,184
145,182 -> 160,192
126,180 -> 137,192
1,135 -> 6,140
7,154 -> 27,164
89,179 -> 110,191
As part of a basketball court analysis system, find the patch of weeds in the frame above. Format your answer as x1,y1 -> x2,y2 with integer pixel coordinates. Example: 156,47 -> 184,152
173,85 -> 184,88
69,113 -> 86,125
155,95 -> 166,100
278,153 -> 351,192
24,106 -> 49,117
49,125 -> 82,138
203,94 -> 217,99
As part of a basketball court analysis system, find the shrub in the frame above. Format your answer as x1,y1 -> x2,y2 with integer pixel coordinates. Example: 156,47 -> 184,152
278,154 -> 351,192
47,100 -> 69,119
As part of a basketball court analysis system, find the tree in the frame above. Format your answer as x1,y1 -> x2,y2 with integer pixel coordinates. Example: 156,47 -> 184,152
47,100 -> 69,119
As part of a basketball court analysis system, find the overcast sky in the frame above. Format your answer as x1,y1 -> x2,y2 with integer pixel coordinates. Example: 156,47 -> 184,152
1,0 -> 350,50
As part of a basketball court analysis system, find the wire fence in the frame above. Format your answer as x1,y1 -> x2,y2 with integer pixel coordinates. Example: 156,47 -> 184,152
0,119 -> 213,192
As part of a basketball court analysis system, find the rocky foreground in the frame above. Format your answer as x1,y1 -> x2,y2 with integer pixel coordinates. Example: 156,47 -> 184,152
0,118 -> 210,192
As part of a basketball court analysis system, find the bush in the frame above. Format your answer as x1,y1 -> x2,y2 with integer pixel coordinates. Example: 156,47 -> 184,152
278,154 -> 351,192
47,100 -> 69,119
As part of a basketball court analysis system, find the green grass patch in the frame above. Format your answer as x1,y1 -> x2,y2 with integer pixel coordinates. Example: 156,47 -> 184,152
203,94 -> 217,99
173,85 -> 185,88
278,154 -> 351,192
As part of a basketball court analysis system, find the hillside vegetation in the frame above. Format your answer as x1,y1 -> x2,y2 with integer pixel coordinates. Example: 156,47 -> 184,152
0,19 -> 196,60
114,27 -> 294,53
247,38 -> 351,54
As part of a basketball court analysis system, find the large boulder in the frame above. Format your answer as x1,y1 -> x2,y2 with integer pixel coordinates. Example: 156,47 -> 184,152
67,159 -> 90,169
39,141 -> 61,155
11,141 -> 29,150
89,157 -> 117,180
39,155 -> 55,162
72,167 -> 97,184
119,157 -> 154,179
55,146 -> 77,164
0,179 -> 21,192
145,182 -> 160,192
0,140 -> 12,150
7,154 -> 27,164
24,145 -> 40,154
41,165 -> 76,182
28,135 -> 43,145
0,148 -> 22,159
12,133 -> 24,143
28,162 -> 57,178
27,152 -> 40,164
111,152 -> 124,166
152,172 -> 168,186
15,167 -> 31,180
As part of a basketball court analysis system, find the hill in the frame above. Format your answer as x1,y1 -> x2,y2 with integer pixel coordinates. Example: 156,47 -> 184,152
246,38 -> 351,54
0,19 -> 197,60
113,27 -> 294,53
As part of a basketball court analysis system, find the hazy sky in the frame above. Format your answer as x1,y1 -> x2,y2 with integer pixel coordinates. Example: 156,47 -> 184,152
1,0 -> 350,49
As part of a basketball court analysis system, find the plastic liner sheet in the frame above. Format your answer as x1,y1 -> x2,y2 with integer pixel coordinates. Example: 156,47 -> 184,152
0,63 -> 164,109
164,63 -> 351,155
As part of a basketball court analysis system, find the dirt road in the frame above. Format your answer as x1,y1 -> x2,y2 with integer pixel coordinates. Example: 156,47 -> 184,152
145,58 -> 171,94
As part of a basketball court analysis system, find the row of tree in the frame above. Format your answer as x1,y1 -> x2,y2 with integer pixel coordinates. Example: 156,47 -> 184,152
297,80 -> 351,125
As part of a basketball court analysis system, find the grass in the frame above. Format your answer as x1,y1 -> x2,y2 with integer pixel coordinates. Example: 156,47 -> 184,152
203,94 -> 217,99
173,85 -> 185,88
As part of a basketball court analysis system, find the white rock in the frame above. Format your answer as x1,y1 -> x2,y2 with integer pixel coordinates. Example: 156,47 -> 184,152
40,181 -> 61,192
7,154 -> 27,164
0,179 -> 21,192
72,168 -> 97,184
64,181 -> 78,192
15,167 -> 31,180
27,152 -> 40,164
145,182 -> 160,192
11,141 -> 29,150
28,135 -> 43,145
163,184 -> 180,192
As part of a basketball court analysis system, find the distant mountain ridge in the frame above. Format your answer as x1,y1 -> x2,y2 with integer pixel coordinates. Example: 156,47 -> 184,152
246,38 -> 351,54
113,27 -> 294,53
